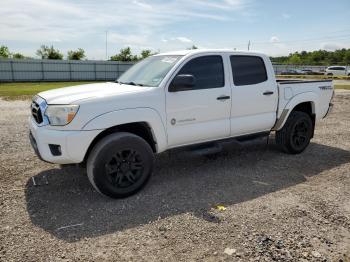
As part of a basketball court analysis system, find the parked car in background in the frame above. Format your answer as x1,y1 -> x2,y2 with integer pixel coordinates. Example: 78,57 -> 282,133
301,69 -> 324,75
325,66 -> 350,76
280,69 -> 306,75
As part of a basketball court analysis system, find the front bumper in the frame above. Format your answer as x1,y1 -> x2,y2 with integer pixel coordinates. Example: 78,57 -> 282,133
29,117 -> 102,164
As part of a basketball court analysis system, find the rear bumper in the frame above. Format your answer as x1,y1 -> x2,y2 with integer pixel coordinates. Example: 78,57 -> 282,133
28,117 -> 102,164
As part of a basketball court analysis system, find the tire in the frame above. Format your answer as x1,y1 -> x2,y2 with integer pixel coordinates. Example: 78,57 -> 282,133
276,111 -> 313,154
87,132 -> 154,198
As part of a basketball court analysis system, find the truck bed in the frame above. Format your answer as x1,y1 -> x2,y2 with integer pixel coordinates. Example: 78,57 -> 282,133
276,79 -> 334,124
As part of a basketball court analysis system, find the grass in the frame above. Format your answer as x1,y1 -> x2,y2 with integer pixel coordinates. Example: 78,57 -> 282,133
334,84 -> 350,90
0,81 -> 101,99
0,80 -> 349,100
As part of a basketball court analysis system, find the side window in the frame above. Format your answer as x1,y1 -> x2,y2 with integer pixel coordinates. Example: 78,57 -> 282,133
230,55 -> 268,86
336,67 -> 345,70
177,55 -> 224,90
331,67 -> 345,71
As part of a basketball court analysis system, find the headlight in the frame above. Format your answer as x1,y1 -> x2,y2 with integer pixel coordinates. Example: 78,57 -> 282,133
44,105 -> 79,126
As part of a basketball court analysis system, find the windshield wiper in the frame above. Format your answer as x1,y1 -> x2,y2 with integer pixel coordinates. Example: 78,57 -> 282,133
123,81 -> 144,86
116,80 -> 147,86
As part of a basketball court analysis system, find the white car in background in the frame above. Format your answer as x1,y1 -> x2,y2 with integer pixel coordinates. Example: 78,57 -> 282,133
325,66 -> 349,76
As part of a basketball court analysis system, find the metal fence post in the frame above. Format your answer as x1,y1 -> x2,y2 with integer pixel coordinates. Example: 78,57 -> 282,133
94,62 -> 97,80
10,60 -> 15,82
69,61 -> 72,81
41,61 -> 44,81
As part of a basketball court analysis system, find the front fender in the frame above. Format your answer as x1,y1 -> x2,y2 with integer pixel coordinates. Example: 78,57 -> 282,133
82,107 -> 167,152
274,92 -> 318,131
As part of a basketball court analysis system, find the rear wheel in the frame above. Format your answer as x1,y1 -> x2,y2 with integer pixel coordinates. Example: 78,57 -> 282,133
87,132 -> 154,198
276,111 -> 313,154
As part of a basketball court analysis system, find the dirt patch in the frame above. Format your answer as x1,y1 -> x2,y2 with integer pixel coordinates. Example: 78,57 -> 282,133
1,91 -> 350,261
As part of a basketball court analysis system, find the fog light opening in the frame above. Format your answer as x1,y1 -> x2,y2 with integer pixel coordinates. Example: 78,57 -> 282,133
49,144 -> 62,156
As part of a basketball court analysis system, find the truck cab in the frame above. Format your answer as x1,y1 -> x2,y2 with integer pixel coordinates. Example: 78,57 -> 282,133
29,49 -> 334,198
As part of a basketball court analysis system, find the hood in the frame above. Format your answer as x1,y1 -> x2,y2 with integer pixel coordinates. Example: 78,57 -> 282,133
38,82 -> 150,104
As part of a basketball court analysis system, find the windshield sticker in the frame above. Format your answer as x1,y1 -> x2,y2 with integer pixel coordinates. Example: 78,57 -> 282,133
152,78 -> 161,83
161,57 -> 177,63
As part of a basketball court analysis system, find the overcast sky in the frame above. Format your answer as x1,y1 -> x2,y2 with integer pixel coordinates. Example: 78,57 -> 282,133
1,0 -> 350,60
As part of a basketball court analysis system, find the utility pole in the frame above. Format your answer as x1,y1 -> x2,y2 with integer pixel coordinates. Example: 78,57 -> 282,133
248,40 -> 251,51
105,31 -> 108,60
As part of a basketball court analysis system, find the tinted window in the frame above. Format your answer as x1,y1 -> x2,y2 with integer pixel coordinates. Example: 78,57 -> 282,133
329,66 -> 345,70
177,55 -> 224,90
230,56 -> 267,86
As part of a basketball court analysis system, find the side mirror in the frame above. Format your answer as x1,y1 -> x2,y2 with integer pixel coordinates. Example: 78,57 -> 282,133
169,74 -> 196,92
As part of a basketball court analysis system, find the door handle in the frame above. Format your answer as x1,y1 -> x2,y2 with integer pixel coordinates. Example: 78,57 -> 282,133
217,95 -> 230,101
263,91 -> 274,95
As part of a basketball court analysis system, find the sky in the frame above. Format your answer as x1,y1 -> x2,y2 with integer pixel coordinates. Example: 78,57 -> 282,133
1,0 -> 350,60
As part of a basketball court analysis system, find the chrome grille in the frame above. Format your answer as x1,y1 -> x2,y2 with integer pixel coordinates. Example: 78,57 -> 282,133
31,101 -> 43,124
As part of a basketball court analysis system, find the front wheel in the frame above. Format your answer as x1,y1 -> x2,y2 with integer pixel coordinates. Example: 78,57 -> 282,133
87,132 -> 154,198
276,111 -> 313,154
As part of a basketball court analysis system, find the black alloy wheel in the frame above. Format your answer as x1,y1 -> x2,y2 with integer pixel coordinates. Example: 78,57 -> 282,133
105,149 -> 144,189
87,132 -> 154,198
291,118 -> 309,151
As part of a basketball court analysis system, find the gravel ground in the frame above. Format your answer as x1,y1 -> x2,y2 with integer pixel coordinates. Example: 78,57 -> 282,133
1,91 -> 350,261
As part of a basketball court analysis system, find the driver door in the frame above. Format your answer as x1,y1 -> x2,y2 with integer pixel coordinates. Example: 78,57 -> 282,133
165,55 -> 231,148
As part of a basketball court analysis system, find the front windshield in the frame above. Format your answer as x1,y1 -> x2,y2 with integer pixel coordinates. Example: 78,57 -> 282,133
117,55 -> 183,87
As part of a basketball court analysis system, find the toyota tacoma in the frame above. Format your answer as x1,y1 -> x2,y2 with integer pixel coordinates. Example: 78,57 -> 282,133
29,49 -> 334,198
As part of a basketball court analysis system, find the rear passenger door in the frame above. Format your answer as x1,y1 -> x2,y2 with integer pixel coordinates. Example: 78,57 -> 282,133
166,55 -> 231,147
229,55 -> 278,136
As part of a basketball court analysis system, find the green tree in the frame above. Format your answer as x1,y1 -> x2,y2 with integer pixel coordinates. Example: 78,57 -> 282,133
288,53 -> 302,64
12,53 -> 25,59
0,45 -> 10,58
36,45 -> 63,60
67,48 -> 86,60
110,47 -> 138,62
343,50 -> 350,64
140,49 -> 153,59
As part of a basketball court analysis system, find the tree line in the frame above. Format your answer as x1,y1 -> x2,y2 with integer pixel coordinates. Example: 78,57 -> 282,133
271,49 -> 350,65
1,43 -> 349,65
0,45 -> 158,61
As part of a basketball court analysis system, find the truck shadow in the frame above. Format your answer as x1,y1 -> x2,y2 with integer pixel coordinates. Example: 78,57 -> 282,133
25,140 -> 350,242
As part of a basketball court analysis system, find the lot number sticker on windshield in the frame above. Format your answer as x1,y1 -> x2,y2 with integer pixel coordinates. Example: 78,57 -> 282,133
161,57 -> 178,63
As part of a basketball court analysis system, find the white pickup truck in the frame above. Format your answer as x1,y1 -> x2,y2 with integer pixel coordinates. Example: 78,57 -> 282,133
29,49 -> 334,198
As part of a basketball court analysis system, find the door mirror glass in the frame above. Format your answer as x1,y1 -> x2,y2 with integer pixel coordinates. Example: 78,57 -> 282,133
169,74 -> 196,92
